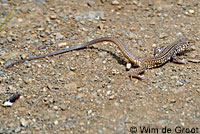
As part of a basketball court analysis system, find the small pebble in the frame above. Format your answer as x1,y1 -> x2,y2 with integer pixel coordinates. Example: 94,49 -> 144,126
150,22 -> 155,25
40,33 -> 46,38
58,42 -> 67,47
162,105 -> 167,109
176,32 -> 183,37
55,33 -> 64,40
88,109 -> 92,114
112,69 -> 119,75
18,18 -> 23,22
37,27 -> 45,31
60,105 -> 67,110
119,99 -> 124,103
111,0 -> 120,5
98,24 -> 104,30
137,40 -> 142,45
114,102 -> 119,106
129,32 -> 136,39
70,66 -> 76,71
106,90 -> 111,95
159,33 -> 168,39
130,27 -> 135,31
54,120 -> 59,125
188,9 -> 195,14
87,1 -> 95,7
6,85 -> 13,90
97,89 -> 101,93
170,99 -> 176,103
126,63 -> 132,70
98,51 -> 107,58
90,78 -> 97,82
109,95 -> 115,100
75,11 -> 104,21
53,106 -> 59,110
76,93 -> 83,99
59,14 -> 67,19
20,118 -> 28,127
50,14 -> 57,19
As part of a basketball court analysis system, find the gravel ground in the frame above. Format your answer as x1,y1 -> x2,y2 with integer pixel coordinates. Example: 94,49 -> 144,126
0,0 -> 200,134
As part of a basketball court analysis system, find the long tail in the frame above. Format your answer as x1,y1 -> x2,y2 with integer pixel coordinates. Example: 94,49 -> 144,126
4,37 -> 139,69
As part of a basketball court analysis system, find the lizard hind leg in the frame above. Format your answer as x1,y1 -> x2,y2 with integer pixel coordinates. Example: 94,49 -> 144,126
129,67 -> 147,80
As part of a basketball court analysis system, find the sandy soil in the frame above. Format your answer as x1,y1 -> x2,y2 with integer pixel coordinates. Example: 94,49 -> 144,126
0,0 -> 199,133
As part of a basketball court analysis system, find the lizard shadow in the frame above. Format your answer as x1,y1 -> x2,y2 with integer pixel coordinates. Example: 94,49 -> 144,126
87,46 -> 128,67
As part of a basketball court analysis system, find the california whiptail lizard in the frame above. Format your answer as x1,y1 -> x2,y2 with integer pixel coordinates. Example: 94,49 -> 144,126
4,37 -> 197,79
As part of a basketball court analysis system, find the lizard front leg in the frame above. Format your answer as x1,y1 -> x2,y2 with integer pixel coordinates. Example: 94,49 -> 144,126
172,55 -> 188,64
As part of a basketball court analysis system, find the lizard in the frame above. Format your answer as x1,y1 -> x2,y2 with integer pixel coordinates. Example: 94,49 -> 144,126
4,37 -> 196,80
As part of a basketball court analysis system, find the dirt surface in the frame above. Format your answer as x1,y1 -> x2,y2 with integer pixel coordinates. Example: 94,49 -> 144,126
0,0 -> 200,133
